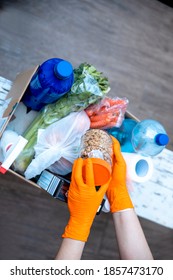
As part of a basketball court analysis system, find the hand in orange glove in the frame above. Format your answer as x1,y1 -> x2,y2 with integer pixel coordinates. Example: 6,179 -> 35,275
106,137 -> 134,213
62,158 -> 109,242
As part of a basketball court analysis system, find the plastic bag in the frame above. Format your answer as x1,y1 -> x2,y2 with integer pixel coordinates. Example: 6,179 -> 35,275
24,111 -> 90,179
85,97 -> 129,129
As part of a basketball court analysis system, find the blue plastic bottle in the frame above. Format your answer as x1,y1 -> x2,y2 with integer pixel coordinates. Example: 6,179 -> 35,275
22,58 -> 74,111
106,119 -> 138,152
131,119 -> 169,156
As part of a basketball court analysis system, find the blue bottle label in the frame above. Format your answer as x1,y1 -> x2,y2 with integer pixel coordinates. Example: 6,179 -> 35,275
30,74 -> 42,90
30,73 -> 50,101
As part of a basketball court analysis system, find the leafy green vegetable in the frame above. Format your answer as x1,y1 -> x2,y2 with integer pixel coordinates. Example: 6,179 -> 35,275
13,63 -> 111,174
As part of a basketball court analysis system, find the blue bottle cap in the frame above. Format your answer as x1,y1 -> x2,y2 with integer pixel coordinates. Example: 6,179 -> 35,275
155,133 -> 169,146
54,60 -> 73,79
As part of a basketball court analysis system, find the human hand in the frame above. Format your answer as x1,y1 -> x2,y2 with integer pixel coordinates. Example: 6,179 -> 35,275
106,137 -> 134,213
62,158 -> 109,242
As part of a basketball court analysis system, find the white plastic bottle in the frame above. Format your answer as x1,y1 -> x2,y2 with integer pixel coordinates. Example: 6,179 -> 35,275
131,119 -> 169,156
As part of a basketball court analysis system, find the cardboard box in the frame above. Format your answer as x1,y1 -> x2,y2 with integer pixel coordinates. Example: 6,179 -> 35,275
0,67 -> 139,192
0,66 -> 40,189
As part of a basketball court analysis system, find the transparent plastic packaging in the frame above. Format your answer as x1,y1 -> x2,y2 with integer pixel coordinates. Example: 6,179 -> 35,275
85,97 -> 128,129
131,119 -> 169,157
80,129 -> 113,185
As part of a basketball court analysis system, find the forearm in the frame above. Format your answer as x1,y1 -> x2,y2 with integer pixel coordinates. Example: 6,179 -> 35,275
55,238 -> 85,260
112,209 -> 153,260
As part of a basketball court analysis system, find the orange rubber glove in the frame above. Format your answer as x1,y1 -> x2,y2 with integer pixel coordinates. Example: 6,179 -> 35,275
62,158 -> 109,242
106,137 -> 134,213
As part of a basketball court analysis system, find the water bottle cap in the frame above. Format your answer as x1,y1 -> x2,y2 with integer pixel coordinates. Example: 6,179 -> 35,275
54,60 -> 73,79
155,133 -> 169,146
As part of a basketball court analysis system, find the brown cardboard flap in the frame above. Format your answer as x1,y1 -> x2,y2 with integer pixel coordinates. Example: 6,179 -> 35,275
126,110 -> 139,122
3,66 -> 38,117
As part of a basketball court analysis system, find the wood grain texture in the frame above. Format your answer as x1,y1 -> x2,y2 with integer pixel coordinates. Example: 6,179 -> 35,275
0,0 -> 173,260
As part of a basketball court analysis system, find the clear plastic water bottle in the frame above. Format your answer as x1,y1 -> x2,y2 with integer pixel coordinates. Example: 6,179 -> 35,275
22,58 -> 74,111
131,119 -> 169,156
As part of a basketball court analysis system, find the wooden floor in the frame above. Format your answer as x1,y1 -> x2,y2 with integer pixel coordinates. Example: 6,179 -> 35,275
0,0 -> 173,260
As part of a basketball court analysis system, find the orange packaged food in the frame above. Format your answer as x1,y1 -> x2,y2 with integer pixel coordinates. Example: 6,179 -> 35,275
85,97 -> 129,129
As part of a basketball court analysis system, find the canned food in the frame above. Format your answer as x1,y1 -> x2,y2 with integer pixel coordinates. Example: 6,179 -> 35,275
80,129 -> 113,185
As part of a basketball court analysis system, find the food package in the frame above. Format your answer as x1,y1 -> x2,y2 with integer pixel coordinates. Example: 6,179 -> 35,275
85,97 -> 128,129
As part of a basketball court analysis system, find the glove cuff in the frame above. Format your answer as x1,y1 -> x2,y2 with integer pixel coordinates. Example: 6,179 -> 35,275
62,219 -> 90,242
110,194 -> 134,213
